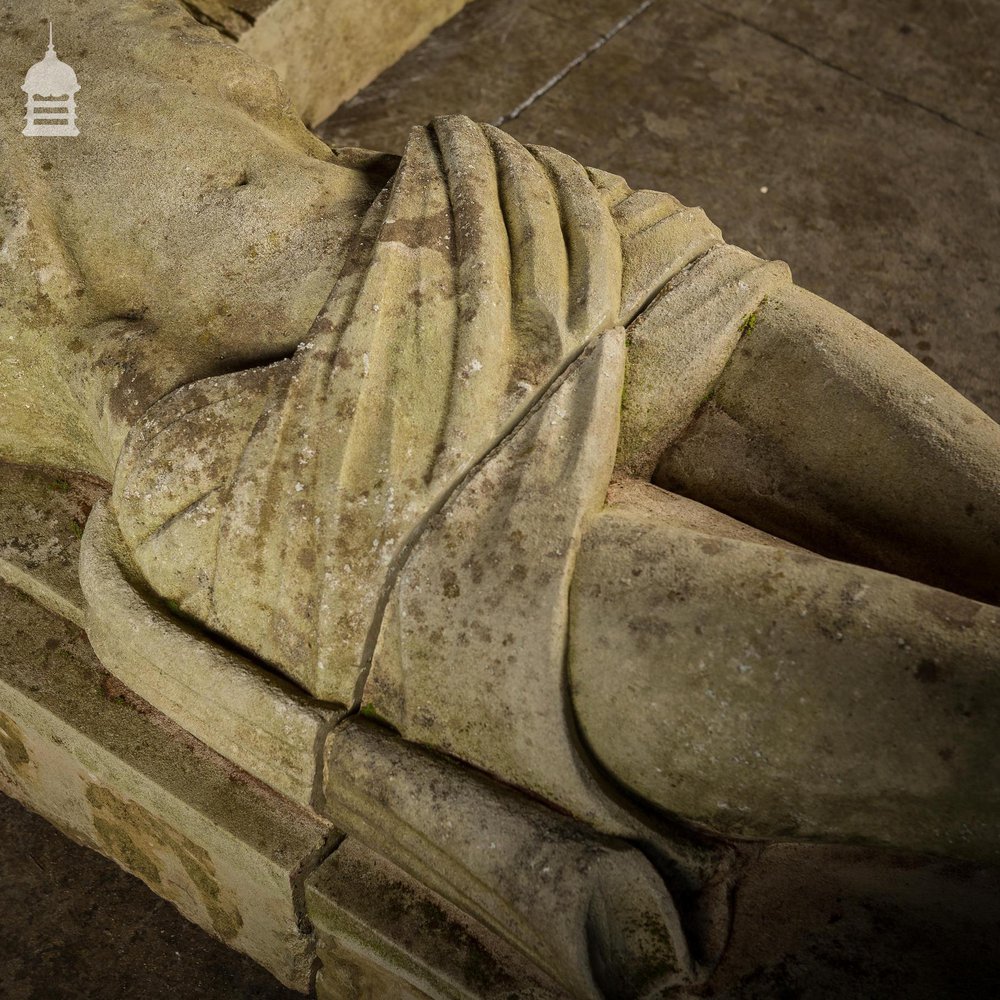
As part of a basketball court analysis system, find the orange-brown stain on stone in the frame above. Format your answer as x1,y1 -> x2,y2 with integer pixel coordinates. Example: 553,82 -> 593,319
378,206 -> 453,256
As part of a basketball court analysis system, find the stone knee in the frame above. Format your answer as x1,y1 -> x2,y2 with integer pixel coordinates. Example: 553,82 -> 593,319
652,284 -> 1000,604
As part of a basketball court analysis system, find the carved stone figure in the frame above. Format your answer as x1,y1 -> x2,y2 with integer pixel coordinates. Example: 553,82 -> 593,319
2,2 -> 998,996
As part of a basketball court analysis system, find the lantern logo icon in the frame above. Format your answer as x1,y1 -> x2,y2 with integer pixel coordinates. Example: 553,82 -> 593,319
21,22 -> 80,137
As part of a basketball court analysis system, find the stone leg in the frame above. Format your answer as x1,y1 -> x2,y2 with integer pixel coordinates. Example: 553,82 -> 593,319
569,479 -> 1000,864
653,283 -> 1000,605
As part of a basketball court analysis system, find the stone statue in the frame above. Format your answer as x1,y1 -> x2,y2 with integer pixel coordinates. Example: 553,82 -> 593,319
3,2 -> 998,996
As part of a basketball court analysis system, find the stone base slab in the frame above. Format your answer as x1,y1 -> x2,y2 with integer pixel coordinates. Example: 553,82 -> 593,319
0,580 -> 338,992
306,839 -> 564,1000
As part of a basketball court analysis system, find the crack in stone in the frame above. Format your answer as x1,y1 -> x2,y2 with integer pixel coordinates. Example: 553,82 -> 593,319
348,330 -> 620,713
697,1 -> 995,143
493,0 -> 659,127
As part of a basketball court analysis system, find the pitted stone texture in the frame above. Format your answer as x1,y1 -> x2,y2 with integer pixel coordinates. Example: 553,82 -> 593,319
0,581 -> 336,991
0,0 -> 386,476
321,719 -> 693,999
306,839 -> 564,1000
317,0 -> 1000,430
365,330 -> 627,824
654,285 -> 1000,606
0,461 -> 107,626
570,480 -> 1000,865
106,113 -> 718,704
80,498 -> 339,807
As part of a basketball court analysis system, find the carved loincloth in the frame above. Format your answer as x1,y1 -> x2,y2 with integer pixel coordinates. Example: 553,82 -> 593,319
110,115 -> 748,707
88,115 -> 799,993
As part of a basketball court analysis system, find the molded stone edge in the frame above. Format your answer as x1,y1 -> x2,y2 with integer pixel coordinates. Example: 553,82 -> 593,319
0,580 -> 339,992
80,498 -> 341,808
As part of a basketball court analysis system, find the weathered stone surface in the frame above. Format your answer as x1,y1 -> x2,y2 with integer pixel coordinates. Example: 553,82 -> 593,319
0,461 -> 105,627
654,284 -> 1000,605
0,581 -> 337,991
571,478 -> 1000,864
365,330 -> 628,828
0,456 -> 339,810
615,244 -> 790,480
186,0 -> 471,127
306,839 -> 564,1000
318,0 -> 1000,428
81,497 -> 339,807
0,0 -> 386,476
3,1 -> 1000,993
4,2 -> 1000,995
320,718 -> 694,998
104,113 -> 718,705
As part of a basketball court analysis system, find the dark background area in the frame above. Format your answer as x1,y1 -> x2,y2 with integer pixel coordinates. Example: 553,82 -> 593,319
3,0 -> 999,997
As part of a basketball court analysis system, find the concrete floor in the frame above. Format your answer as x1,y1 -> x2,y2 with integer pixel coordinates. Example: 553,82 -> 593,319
3,0 -> 999,997
317,0 -> 1000,424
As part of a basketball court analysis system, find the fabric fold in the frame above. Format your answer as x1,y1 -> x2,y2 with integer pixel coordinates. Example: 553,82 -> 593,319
112,114 -> 725,704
